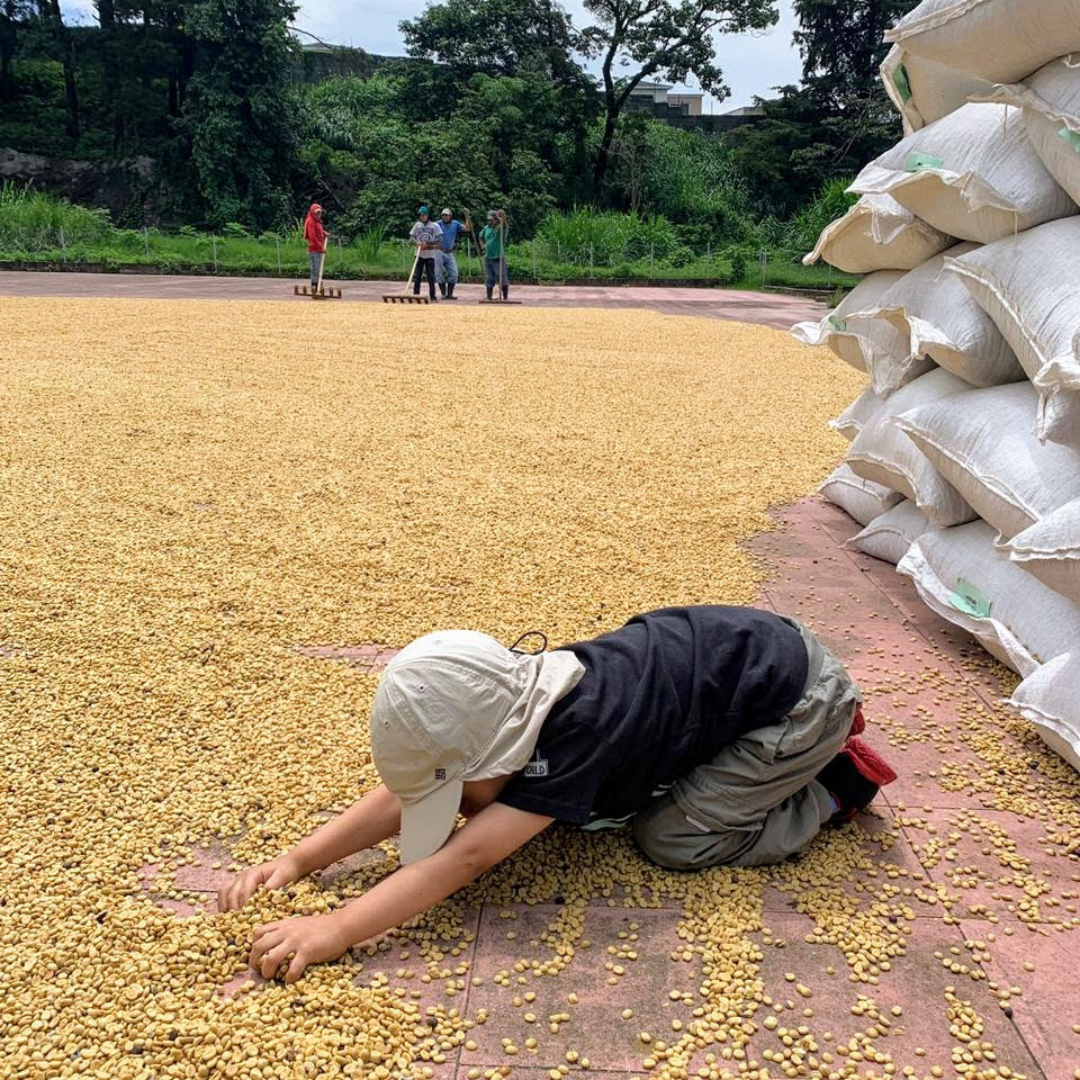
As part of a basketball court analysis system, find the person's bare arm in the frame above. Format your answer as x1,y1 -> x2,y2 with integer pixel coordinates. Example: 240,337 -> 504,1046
247,802 -> 554,983
217,784 -> 402,912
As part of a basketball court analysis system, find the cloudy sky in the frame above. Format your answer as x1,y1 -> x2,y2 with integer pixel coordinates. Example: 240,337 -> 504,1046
61,0 -> 805,111
290,0 -> 804,110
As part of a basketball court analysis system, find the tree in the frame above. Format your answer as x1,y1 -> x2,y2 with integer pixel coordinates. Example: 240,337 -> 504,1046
401,0 -> 598,202
578,0 -> 778,192
0,0 -> 32,99
727,0 -> 920,217
181,0 -> 298,229
792,0 -> 917,107
35,0 -> 79,138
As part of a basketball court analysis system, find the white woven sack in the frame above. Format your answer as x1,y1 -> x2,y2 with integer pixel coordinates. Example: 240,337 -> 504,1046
847,369 -> 975,526
830,388 -> 886,442
849,103 -> 1077,244
896,383 -> 1080,540
946,220 -> 1080,444
897,521 -> 1080,676
848,242 -> 1022,389
1001,499 -> 1080,604
881,45 -> 993,134
978,55 -> 1080,206
791,271 -> 908,376
819,464 -> 903,527
884,0 -> 1080,84
1008,653 -> 1080,773
847,500 -> 933,565
803,193 -> 953,273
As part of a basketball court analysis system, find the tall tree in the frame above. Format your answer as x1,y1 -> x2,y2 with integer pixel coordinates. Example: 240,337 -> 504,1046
726,0 -> 919,216
182,0 -> 298,229
0,0 -> 31,98
578,0 -> 778,192
36,0 -> 79,138
401,0 -> 598,202
791,0 -> 916,106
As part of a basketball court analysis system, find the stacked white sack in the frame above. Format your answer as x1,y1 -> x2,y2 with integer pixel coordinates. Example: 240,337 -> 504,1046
846,368 -> 975,526
946,217 -> 1080,446
793,0 -> 1080,772
803,193 -> 952,272
1000,500 -> 1080,605
844,242 -> 1023,390
1008,653 -> 1080,772
847,500 -> 932,564
977,54 -> 1080,205
792,271 -> 908,379
897,521 -> 1080,676
848,103 -> 1077,244
884,0 -> 1080,84
818,465 -> 903,527
880,45 -> 992,134
895,383 -> 1080,540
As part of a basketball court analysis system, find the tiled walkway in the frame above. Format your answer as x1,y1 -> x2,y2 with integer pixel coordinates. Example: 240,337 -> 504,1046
140,497 -> 1079,1080
0,271 -> 827,332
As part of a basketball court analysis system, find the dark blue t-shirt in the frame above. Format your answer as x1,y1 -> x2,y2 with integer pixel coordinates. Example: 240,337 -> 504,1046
438,220 -> 467,251
498,606 -> 808,826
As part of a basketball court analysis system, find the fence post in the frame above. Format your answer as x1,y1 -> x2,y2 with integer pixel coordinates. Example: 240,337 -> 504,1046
758,249 -> 769,288
143,227 -> 150,258
337,236 -> 343,270
276,237 -> 282,273
589,242 -> 594,279
59,226 -> 66,264
531,243 -> 537,282
649,244 -> 654,274
211,235 -> 218,273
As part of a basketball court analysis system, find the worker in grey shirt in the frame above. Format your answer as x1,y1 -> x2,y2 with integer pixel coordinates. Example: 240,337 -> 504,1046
408,206 -> 443,301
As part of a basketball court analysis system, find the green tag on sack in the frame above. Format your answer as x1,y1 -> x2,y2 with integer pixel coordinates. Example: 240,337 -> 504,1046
905,151 -> 946,172
828,315 -> 848,332
893,63 -> 913,103
949,578 -> 992,618
1059,126 -> 1080,155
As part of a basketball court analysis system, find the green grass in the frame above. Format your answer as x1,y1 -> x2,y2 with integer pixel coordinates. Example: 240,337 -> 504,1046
0,188 -> 856,292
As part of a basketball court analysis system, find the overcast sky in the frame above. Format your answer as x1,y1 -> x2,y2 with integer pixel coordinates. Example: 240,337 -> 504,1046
62,0 -> 804,111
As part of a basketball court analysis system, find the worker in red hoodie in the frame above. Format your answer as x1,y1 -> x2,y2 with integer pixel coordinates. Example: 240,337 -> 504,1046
304,204 -> 328,288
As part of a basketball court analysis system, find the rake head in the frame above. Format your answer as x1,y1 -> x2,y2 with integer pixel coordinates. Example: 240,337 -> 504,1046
383,295 -> 431,304
294,285 -> 343,299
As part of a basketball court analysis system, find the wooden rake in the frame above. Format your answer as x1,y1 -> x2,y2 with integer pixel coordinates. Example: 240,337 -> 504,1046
384,246 -> 431,305
294,248 -> 342,299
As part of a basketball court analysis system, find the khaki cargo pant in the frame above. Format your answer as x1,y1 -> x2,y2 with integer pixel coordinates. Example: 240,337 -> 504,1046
633,621 -> 859,869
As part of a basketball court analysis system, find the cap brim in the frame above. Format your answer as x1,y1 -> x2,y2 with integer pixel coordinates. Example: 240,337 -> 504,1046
398,778 -> 463,865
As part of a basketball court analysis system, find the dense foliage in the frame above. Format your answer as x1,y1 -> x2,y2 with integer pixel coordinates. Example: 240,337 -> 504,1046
0,0 -> 915,243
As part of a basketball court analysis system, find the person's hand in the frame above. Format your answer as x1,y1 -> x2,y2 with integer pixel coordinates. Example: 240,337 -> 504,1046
217,853 -> 302,913
248,914 -> 350,983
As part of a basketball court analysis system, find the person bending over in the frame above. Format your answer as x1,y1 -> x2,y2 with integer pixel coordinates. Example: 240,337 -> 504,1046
219,606 -> 896,983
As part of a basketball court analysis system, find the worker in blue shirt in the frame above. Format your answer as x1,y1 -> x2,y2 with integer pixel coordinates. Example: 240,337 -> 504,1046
436,208 -> 472,299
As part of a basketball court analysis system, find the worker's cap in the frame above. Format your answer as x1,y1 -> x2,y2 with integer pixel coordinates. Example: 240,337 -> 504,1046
440,207 -> 452,217
417,205 -> 430,216
371,631 -> 584,864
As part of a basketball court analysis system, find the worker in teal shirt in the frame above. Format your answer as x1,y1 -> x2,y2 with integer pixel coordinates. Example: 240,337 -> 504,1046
480,209 -> 510,301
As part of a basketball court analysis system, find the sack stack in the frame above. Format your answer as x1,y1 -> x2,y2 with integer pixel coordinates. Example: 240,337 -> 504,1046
795,0 -> 1080,773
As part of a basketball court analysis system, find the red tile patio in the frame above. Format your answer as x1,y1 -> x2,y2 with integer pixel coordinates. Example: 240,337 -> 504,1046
0,270 -> 828,332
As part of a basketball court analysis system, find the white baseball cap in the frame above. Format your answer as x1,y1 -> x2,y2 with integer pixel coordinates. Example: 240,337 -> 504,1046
371,631 -> 585,864
440,207 -> 452,216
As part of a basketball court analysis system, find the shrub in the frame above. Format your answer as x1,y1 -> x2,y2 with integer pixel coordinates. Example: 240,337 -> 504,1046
0,182 -> 112,251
